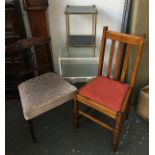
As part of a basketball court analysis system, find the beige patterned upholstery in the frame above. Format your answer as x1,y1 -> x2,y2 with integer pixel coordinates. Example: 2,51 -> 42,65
18,72 -> 77,120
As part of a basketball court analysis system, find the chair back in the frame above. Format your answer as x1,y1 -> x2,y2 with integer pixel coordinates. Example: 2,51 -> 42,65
5,36 -> 51,81
98,27 -> 145,87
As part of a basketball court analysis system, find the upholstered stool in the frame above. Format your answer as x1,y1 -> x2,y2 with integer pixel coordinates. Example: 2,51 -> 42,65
18,72 -> 77,141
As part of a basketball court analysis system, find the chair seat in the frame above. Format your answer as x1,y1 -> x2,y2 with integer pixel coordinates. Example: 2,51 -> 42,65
18,72 -> 77,120
79,76 -> 129,112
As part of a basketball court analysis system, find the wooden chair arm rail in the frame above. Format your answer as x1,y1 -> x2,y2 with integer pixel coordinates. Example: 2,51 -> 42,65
6,36 -> 51,54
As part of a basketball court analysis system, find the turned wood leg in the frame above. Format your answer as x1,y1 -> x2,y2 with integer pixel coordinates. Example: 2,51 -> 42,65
125,97 -> 131,120
125,108 -> 130,120
27,120 -> 36,143
112,113 -> 123,152
73,92 -> 79,128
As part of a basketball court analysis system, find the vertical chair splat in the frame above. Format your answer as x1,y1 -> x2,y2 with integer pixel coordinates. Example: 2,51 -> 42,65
107,40 -> 115,78
113,42 -> 123,80
98,27 -> 108,76
120,44 -> 131,82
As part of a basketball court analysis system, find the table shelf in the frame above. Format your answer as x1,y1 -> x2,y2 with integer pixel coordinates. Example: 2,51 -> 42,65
65,5 -> 98,48
68,35 -> 96,47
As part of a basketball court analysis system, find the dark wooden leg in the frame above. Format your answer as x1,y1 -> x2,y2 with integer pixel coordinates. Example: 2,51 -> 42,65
125,97 -> 131,120
112,112 -> 123,152
27,120 -> 36,143
79,107 -> 92,119
73,92 -> 79,129
125,107 -> 130,120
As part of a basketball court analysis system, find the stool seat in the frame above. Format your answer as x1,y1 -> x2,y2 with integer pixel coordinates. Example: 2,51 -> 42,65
18,72 -> 77,120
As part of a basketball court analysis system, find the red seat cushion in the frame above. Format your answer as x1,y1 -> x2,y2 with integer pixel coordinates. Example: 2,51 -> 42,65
79,76 -> 129,112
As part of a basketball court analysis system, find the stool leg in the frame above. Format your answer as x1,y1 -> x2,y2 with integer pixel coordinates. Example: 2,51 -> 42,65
125,98 -> 132,120
27,120 -> 36,143
73,93 -> 79,128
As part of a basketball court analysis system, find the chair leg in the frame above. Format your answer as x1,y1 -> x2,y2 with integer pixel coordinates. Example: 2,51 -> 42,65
73,93 -> 79,128
125,98 -> 131,120
125,108 -> 130,120
27,120 -> 36,143
112,113 -> 123,152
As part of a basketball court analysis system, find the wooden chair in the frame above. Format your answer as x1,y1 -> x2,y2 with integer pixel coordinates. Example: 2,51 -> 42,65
73,27 -> 145,151
6,37 -> 77,142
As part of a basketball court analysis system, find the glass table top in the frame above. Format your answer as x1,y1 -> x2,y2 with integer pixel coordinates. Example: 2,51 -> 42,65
65,5 -> 98,14
60,47 -> 100,59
